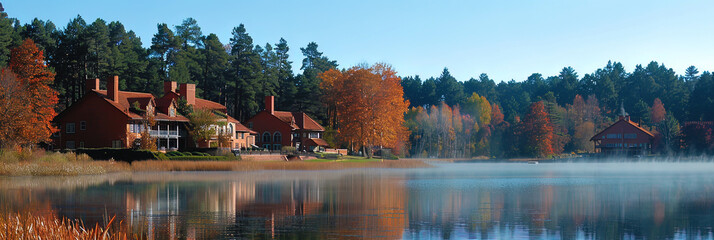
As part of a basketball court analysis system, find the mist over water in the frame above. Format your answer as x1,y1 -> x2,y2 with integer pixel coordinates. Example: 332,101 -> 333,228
2,161 -> 714,239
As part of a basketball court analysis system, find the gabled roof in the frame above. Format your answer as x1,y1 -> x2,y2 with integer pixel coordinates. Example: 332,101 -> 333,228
94,90 -> 154,119
272,111 -> 325,131
590,117 -> 655,141
195,98 -> 227,112
226,115 -> 257,134
305,138 -> 328,147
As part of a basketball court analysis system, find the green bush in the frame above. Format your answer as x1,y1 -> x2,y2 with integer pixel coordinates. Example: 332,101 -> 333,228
181,152 -> 193,156
318,153 -> 340,159
165,151 -> 183,157
152,152 -> 169,160
72,148 -> 155,162
191,152 -> 205,156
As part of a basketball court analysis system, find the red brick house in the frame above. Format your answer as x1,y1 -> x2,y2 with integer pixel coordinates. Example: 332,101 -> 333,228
246,96 -> 327,151
590,115 -> 655,155
52,76 -> 255,150
156,81 -> 256,149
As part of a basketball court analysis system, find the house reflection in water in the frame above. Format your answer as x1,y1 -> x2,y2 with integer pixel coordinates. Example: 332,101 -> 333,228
117,175 -> 408,239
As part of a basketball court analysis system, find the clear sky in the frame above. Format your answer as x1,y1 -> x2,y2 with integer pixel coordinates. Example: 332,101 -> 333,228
6,0 -> 714,82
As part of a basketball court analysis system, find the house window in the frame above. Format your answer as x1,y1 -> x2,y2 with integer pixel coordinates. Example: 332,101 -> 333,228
262,132 -> 271,143
169,108 -> 176,117
274,132 -> 282,143
79,142 -> 85,148
263,144 -> 271,150
66,141 -> 75,149
624,133 -> 637,139
606,134 -> 619,139
248,122 -> 253,129
66,123 -> 75,133
274,144 -> 282,150
80,121 -> 86,130
228,124 -> 234,137
309,132 -> 319,138
112,140 -> 122,148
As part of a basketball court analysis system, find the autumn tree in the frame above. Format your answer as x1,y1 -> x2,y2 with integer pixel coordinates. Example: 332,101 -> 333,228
650,98 -> 666,124
319,63 -> 409,157
0,39 -> 58,148
521,101 -> 554,157
188,108 -> 220,147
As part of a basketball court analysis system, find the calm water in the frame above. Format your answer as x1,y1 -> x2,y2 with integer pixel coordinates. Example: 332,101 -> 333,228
2,162 -> 714,239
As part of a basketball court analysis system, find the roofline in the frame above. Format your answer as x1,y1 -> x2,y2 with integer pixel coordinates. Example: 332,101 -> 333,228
590,118 -> 655,141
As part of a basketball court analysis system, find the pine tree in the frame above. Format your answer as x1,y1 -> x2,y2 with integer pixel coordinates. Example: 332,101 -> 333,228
201,33 -> 228,102
150,23 -> 179,83
275,38 -> 295,109
228,24 -> 261,121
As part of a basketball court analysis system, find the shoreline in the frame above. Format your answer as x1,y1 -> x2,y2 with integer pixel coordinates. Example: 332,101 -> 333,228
0,159 -> 432,177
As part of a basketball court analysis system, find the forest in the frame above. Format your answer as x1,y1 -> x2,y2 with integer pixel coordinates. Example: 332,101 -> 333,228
1,12 -> 713,157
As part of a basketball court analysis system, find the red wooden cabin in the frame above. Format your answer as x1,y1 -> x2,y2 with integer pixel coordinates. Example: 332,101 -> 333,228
590,115 -> 655,155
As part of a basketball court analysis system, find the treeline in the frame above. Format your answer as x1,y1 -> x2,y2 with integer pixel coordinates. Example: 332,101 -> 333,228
401,63 -> 714,157
0,13 -> 337,122
2,11 -> 714,156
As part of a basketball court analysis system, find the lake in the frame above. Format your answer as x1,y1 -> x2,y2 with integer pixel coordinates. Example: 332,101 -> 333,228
1,162 -> 714,239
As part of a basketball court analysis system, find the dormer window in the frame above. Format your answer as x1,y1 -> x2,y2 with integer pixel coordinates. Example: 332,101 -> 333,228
169,108 -> 176,117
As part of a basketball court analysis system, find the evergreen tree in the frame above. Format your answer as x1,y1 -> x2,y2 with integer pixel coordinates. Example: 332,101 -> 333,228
435,68 -> 465,107
175,18 -> 203,48
150,23 -> 179,83
296,42 -> 337,123
228,24 -> 261,121
0,11 -> 18,67
107,21 -> 149,92
258,43 -> 279,105
85,18 -> 111,79
19,18 -> 57,61
275,38 -> 295,109
400,75 -> 422,107
201,33 -> 228,102
552,67 -> 579,106
53,15 -> 88,107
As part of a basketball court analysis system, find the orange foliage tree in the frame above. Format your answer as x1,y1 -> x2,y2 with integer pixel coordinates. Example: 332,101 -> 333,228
521,101 -> 554,157
650,98 -> 666,124
0,39 -> 58,148
319,63 -> 410,157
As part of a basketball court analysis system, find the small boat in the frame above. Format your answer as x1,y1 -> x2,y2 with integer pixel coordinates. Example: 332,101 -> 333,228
527,160 -> 539,165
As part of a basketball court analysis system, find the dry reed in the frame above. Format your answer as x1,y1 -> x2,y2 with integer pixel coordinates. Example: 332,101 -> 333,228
0,212 -> 129,240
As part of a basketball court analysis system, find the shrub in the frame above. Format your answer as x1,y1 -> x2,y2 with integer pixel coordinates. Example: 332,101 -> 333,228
165,151 -> 183,157
72,148 -> 156,162
181,152 -> 193,156
152,152 -> 169,161
191,152 -> 204,156
281,146 -> 297,153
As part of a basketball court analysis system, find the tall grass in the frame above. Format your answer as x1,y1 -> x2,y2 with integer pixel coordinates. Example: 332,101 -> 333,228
0,149 -> 130,176
0,212 -> 129,240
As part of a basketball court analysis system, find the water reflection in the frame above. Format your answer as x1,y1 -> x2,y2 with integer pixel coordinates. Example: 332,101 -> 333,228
0,163 -> 713,239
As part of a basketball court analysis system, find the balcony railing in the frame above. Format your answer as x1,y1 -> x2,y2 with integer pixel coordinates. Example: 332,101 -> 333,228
149,129 -> 182,137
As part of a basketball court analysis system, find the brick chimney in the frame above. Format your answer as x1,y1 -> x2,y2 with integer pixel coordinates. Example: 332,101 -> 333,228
265,96 -> 275,114
107,76 -> 119,102
86,78 -> 99,92
163,81 -> 177,94
179,83 -> 195,105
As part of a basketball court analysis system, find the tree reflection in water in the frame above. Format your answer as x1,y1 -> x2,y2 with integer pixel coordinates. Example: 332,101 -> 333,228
0,162 -> 713,239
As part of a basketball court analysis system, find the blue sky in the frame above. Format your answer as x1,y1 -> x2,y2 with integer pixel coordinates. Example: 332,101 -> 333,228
7,0 -> 714,82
